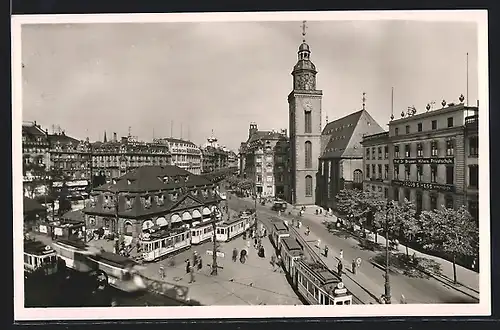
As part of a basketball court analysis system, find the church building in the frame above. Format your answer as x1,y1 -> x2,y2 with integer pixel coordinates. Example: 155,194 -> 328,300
288,22 -> 384,207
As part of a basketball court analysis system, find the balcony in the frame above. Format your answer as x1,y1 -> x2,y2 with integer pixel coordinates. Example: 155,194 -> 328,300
465,115 -> 478,132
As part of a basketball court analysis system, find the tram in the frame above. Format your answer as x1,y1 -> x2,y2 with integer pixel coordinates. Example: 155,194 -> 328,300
140,227 -> 191,262
24,239 -> 59,276
269,218 -> 290,251
216,216 -> 246,242
190,218 -> 217,245
275,226 -> 353,306
52,239 -> 146,293
87,251 -> 146,292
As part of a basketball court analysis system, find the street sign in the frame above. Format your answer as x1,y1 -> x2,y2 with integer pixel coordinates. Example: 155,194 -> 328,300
206,250 -> 225,258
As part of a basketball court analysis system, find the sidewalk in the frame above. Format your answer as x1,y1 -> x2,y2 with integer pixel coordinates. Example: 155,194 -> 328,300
299,206 -> 480,296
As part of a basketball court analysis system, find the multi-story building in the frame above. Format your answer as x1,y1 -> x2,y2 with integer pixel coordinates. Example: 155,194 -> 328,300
83,165 -> 221,240
22,121 -> 51,198
154,138 -> 202,175
241,123 -> 290,199
361,100 -> 479,220
92,133 -> 171,180
227,150 -> 238,168
238,142 -> 248,176
361,131 -> 391,199
200,134 -> 230,173
316,110 -> 385,209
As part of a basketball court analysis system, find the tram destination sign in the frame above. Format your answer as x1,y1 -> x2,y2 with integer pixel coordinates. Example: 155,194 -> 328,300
393,157 -> 454,165
392,180 -> 456,193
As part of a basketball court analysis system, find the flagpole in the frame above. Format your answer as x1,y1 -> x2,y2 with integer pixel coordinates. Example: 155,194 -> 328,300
466,52 -> 469,107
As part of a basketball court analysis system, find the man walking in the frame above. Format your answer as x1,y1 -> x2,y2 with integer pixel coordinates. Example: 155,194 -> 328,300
337,261 -> 343,277
159,265 -> 165,280
189,265 -> 195,283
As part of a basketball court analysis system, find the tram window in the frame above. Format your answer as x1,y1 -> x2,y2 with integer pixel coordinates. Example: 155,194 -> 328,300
24,254 -> 29,264
314,287 -> 319,299
28,255 -> 32,266
181,234 -> 185,241
176,236 -> 181,243
319,293 -> 323,304
324,296 -> 330,305
307,282 -> 314,295
344,300 -> 351,305
154,242 -> 160,250
336,301 -> 343,305
161,239 -> 166,248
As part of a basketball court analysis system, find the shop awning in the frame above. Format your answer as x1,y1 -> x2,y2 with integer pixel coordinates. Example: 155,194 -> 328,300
182,212 -> 192,221
156,217 -> 168,227
171,214 -> 182,223
192,210 -> 202,218
202,207 -> 211,216
142,220 -> 154,230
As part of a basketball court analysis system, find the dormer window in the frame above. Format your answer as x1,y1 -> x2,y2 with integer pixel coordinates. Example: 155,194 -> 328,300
170,192 -> 178,201
127,179 -> 132,185
144,196 -> 152,208
162,176 -> 169,183
202,189 -> 208,197
112,179 -> 117,184
158,194 -> 164,206
125,197 -> 132,210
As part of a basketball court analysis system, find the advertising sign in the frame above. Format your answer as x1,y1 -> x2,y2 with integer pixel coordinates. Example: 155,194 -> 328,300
393,157 -> 454,165
392,180 -> 455,192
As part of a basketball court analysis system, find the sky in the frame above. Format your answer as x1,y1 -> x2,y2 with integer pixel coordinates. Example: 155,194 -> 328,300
21,19 -> 478,152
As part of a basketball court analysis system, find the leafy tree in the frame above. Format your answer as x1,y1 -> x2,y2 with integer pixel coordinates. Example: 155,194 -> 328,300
420,205 -> 478,284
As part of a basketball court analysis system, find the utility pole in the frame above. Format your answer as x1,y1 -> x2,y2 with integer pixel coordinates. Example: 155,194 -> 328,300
210,212 -> 218,276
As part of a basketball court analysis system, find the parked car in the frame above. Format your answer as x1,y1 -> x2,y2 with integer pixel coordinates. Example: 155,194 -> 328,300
271,201 -> 287,212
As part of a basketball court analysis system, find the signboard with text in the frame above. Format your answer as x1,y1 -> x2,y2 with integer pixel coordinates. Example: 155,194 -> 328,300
392,180 -> 455,193
393,157 -> 454,165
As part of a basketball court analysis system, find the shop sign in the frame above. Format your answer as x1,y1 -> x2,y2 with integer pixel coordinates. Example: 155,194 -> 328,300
392,180 -> 455,192
39,225 -> 47,234
54,227 -> 63,236
393,157 -> 454,165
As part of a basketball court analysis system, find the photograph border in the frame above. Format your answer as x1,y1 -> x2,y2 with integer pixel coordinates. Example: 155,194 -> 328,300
11,10 -> 491,321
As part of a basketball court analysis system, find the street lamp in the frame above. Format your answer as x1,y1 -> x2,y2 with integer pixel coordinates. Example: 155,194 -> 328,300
384,200 -> 393,304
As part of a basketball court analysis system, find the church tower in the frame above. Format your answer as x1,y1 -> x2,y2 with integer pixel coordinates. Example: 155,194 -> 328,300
288,21 -> 323,206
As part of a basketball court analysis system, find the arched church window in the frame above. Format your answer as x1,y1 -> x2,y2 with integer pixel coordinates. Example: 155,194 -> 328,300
304,111 -> 312,133
305,175 -> 313,197
305,141 -> 312,169
353,169 -> 363,183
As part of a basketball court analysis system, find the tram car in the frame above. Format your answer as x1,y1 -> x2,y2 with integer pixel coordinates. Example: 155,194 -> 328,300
278,237 -> 353,305
294,260 -> 352,305
24,239 -> 59,276
140,227 -> 191,262
52,239 -> 146,293
216,216 -> 247,242
269,217 -> 290,250
86,251 -> 146,292
190,218 -> 219,245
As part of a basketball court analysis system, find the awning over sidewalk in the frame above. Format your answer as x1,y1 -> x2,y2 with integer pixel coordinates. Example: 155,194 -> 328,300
23,197 -> 46,214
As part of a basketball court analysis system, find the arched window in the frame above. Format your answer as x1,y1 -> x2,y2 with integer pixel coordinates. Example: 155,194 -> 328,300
305,141 -> 312,168
305,175 -> 313,197
304,111 -> 312,133
124,221 -> 133,236
353,169 -> 363,183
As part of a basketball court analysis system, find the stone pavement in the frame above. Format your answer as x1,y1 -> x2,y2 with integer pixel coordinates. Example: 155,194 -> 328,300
298,206 -> 480,295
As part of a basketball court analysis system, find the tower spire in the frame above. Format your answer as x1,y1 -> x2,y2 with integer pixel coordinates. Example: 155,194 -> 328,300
301,20 -> 308,42
103,131 -> 107,143
362,92 -> 366,110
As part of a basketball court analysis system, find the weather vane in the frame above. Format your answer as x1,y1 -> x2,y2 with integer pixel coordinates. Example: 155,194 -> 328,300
301,20 -> 308,42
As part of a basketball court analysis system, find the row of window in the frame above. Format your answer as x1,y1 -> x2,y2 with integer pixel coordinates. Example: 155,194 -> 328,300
365,164 -> 478,187
394,116 -> 455,136
366,146 -> 389,160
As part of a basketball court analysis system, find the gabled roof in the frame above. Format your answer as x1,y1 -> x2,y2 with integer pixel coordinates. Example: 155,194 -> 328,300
321,110 -> 364,158
247,131 -> 285,144
158,137 -> 197,147
48,133 -> 80,145
22,123 -> 47,137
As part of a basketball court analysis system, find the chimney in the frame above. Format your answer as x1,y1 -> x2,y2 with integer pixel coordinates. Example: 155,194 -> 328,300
114,132 -> 117,142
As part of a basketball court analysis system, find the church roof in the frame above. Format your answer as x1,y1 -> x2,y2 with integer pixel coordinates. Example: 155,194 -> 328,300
320,109 -> 384,159
321,110 -> 364,159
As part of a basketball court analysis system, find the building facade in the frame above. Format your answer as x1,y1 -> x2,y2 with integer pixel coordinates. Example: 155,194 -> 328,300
361,101 -> 479,220
316,110 -> 385,209
83,165 -> 221,240
240,124 -> 290,199
200,134 -> 230,174
22,121 -> 51,198
154,138 -> 202,175
361,132 -> 391,198
92,134 -> 171,180
288,39 -> 323,205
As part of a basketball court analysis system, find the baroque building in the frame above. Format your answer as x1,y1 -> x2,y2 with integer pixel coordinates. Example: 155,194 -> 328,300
200,133 -> 230,173
22,121 -> 51,198
288,28 -> 323,205
83,165 -> 222,240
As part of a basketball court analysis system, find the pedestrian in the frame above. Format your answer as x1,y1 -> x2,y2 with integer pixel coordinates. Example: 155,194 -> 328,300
339,249 -> 344,260
197,257 -> 203,270
306,226 -> 310,236
254,237 -> 258,248
315,209 -> 319,215
324,245 -> 329,258
316,239 -> 321,247
271,255 -> 276,268
233,248 -> 238,262
189,265 -> 195,283
337,261 -> 343,277
159,266 -> 165,280
319,208 -> 322,215
193,251 -> 198,266
352,259 -> 357,275
136,241 -> 141,253
400,294 -> 407,304
186,260 -> 191,274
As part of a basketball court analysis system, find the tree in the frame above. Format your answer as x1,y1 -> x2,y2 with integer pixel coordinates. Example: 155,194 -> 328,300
336,189 -> 364,229
421,205 -> 478,284
397,199 -> 420,257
